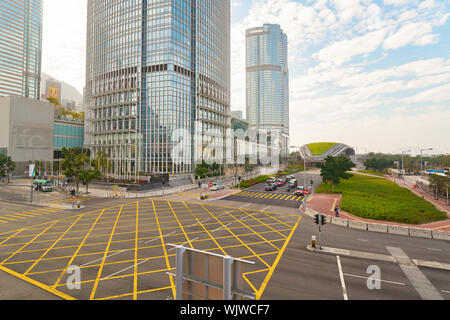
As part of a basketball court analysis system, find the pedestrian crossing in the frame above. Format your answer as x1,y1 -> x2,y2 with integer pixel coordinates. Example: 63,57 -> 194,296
234,191 -> 304,202
0,207 -> 64,224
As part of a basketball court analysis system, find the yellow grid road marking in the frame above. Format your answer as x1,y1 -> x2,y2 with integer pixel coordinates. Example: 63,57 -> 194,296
183,202 -> 227,256
24,215 -> 84,276
133,202 -> 139,300
0,198 -> 300,301
51,209 -> 107,289
152,200 -> 176,299
200,204 -> 271,269
224,211 -> 280,252
90,205 -> 123,300
1,221 -> 58,265
3,224 -> 292,267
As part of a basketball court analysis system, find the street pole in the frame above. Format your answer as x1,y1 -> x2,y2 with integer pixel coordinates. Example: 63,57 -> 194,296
304,157 -> 306,187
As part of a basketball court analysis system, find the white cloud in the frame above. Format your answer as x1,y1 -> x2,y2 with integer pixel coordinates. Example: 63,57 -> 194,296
314,28 -> 389,66
42,0 -> 87,93
383,22 -> 436,50
402,83 -> 450,104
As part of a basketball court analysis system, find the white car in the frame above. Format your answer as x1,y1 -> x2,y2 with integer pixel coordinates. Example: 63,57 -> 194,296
210,183 -> 225,191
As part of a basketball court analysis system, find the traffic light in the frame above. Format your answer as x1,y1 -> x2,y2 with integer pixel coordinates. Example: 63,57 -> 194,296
314,214 -> 319,225
321,215 -> 327,226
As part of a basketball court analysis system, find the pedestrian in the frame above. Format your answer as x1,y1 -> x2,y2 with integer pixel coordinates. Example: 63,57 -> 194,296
334,207 -> 339,217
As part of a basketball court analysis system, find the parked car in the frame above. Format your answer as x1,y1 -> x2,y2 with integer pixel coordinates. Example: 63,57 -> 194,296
266,177 -> 277,184
265,183 -> 278,191
210,183 -> 225,191
275,178 -> 286,186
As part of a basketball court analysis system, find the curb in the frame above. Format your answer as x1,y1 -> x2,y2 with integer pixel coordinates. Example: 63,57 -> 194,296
301,207 -> 450,242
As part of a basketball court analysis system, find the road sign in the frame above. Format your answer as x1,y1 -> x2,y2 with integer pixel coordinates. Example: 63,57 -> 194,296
29,164 -> 36,178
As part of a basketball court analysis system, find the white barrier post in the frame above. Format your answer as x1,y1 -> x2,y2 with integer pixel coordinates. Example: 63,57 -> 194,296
223,256 -> 233,300
176,246 -> 185,300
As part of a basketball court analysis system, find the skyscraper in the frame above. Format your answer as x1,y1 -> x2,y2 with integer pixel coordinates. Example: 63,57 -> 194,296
0,0 -> 42,99
85,0 -> 230,177
246,24 -> 290,157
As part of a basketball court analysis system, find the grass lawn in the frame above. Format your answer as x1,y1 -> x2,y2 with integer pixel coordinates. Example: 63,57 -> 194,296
357,170 -> 384,176
315,174 -> 447,224
308,142 -> 337,155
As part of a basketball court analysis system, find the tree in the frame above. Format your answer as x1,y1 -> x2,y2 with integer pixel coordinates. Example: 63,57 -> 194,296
61,147 -> 88,192
78,168 -> 101,194
316,156 -> 355,189
0,155 -> 16,183
195,161 -> 210,179
94,150 -> 108,174
364,157 -> 393,172
429,174 -> 448,200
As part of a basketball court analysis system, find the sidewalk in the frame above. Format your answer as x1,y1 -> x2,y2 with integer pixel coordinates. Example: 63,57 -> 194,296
307,189 -> 450,232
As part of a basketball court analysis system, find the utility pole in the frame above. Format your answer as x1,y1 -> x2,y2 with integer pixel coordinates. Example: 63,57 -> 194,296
420,148 -> 433,173
401,150 -> 411,173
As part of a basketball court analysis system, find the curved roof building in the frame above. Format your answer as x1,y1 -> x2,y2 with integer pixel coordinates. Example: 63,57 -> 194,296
299,142 -> 355,162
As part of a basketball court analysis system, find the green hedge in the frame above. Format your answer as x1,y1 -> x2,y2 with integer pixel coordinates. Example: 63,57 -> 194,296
316,174 -> 446,224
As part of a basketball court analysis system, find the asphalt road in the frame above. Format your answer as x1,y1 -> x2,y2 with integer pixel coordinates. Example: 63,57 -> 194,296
0,190 -> 448,300
224,171 -> 323,208
214,198 -> 450,300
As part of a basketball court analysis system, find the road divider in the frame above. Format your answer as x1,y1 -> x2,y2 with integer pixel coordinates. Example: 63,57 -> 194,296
348,220 -> 368,231
409,228 -> 432,239
368,223 -> 388,233
431,230 -> 450,241
388,225 -> 410,236
331,217 -> 348,227
301,207 -> 449,241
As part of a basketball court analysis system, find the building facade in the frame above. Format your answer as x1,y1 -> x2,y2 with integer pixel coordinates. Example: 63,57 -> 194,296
84,0 -> 231,178
246,24 -> 289,157
0,0 -> 42,99
0,96 -> 54,177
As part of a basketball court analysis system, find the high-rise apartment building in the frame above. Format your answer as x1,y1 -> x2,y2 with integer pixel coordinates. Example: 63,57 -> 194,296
246,24 -> 290,157
85,0 -> 231,177
0,0 -> 42,99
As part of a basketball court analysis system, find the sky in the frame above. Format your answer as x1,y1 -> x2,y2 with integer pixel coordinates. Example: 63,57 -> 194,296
42,0 -> 450,156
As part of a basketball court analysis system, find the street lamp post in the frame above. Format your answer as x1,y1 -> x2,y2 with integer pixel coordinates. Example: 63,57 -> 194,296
420,148 -> 433,173
401,150 -> 411,173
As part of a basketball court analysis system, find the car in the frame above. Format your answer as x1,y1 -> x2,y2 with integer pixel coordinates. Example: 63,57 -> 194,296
293,186 -> 308,196
266,177 -> 276,183
275,178 -> 286,186
287,179 -> 298,191
265,183 -> 278,191
210,183 -> 225,191
285,175 -> 295,182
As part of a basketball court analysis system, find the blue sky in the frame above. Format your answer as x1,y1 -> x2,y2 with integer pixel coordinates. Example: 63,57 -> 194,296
42,0 -> 450,155
229,0 -> 450,155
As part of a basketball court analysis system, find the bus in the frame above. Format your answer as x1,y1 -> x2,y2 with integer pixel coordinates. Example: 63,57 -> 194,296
33,179 -> 54,192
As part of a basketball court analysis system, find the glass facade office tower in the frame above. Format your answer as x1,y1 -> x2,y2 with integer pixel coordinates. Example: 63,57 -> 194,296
85,0 -> 230,177
246,24 -> 289,157
0,0 -> 42,99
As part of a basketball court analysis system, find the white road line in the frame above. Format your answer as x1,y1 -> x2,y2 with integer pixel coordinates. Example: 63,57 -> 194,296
145,231 -> 176,244
387,246 -> 443,300
336,256 -> 349,300
81,250 -> 128,267
442,290 -> 450,294
260,206 -> 271,212
357,239 -> 369,242
427,248 -> 442,252
343,273 -> 405,286
239,203 -> 251,209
